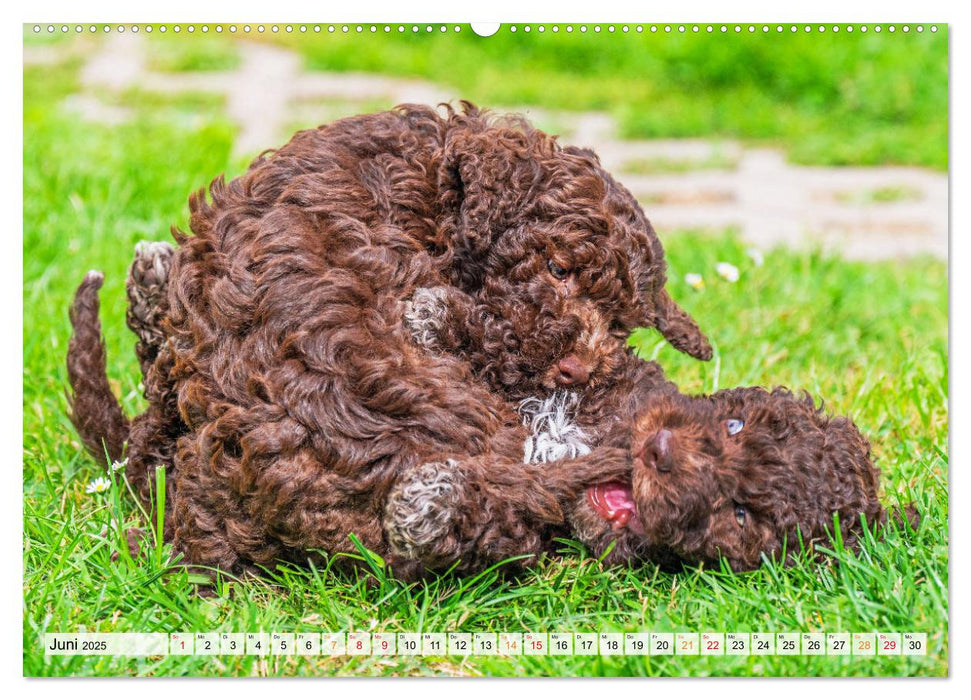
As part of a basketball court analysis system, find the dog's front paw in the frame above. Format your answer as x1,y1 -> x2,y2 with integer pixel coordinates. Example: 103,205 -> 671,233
403,286 -> 450,352
384,460 -> 461,564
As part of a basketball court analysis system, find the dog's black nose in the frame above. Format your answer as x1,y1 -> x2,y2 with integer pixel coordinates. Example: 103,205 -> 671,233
555,354 -> 591,386
642,429 -> 676,472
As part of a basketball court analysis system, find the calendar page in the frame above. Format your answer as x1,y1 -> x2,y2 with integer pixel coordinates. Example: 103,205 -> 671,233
22,17 -> 948,679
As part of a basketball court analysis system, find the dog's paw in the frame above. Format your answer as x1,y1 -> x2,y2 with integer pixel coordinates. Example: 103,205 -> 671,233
127,241 -> 174,350
131,241 -> 174,290
519,391 -> 592,464
128,241 -> 174,319
384,460 -> 461,563
403,286 -> 450,352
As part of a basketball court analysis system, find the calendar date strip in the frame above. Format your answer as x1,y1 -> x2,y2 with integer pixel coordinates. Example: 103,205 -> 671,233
44,631 -> 929,657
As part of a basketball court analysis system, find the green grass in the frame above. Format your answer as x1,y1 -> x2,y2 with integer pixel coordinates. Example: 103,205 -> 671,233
270,24 -> 948,169
23,40 -> 947,677
145,32 -> 241,72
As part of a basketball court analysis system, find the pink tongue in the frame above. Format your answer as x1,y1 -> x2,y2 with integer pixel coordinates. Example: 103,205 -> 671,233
587,481 -> 636,521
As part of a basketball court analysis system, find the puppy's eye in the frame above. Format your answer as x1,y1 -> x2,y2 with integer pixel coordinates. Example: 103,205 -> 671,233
734,504 -> 747,527
547,260 -> 570,280
726,418 -> 744,436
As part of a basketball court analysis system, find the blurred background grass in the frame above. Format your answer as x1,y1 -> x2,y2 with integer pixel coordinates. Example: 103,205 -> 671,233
26,24 -> 948,168
270,25 -> 948,168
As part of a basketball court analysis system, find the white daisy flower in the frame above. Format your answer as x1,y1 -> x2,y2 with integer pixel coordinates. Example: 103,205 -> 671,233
746,247 -> 765,267
110,457 -> 128,473
716,262 -> 740,283
86,477 -> 111,494
685,272 -> 705,290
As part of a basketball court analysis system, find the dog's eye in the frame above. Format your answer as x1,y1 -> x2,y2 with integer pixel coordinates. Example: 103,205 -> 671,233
726,419 -> 744,436
547,260 -> 570,280
734,504 -> 747,527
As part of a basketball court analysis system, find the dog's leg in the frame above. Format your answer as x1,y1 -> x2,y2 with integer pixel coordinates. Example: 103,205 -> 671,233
123,242 -> 190,528
383,447 -> 631,571
126,240 -> 174,378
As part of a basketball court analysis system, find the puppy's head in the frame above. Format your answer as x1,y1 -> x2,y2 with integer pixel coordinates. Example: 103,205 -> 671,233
436,105 -> 711,399
573,388 -> 897,570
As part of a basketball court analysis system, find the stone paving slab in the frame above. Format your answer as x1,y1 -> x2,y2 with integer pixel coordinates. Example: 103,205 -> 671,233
26,33 -> 948,261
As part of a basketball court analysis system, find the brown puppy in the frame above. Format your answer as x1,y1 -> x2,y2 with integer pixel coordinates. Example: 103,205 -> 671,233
66,103 -> 706,580
570,387 -> 910,571
94,256 -> 905,576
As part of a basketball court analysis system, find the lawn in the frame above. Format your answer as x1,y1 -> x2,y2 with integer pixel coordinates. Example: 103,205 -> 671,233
270,23 -> 948,170
23,30 -> 948,677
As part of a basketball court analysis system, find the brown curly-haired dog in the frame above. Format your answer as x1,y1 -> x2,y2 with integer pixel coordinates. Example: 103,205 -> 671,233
70,266 -> 677,578
80,260 -> 908,576
67,103 -> 708,580
568,387 -> 914,571
88,247 -> 913,575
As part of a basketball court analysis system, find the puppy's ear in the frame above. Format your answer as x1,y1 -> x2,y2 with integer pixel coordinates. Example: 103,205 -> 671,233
654,288 -> 713,361
437,128 -> 507,285
438,121 -> 543,287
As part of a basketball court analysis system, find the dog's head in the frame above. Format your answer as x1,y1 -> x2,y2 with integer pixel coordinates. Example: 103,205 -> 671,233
436,105 -> 711,398
573,387 -> 901,570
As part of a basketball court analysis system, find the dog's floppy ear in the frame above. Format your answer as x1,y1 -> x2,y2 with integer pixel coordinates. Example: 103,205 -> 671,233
438,129 -> 509,260
437,114 -> 543,288
654,288 -> 713,361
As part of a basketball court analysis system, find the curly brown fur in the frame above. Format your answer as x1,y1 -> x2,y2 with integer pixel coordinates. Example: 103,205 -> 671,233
89,249 -> 910,579
124,248 -> 678,574
66,103 -> 704,581
570,387 -> 912,570
404,123 -> 712,412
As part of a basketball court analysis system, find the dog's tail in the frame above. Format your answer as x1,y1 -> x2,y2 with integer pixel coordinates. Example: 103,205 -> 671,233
66,271 -> 130,466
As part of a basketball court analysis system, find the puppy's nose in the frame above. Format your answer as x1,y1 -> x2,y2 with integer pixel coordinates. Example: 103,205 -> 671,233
555,354 -> 591,386
641,429 -> 676,472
